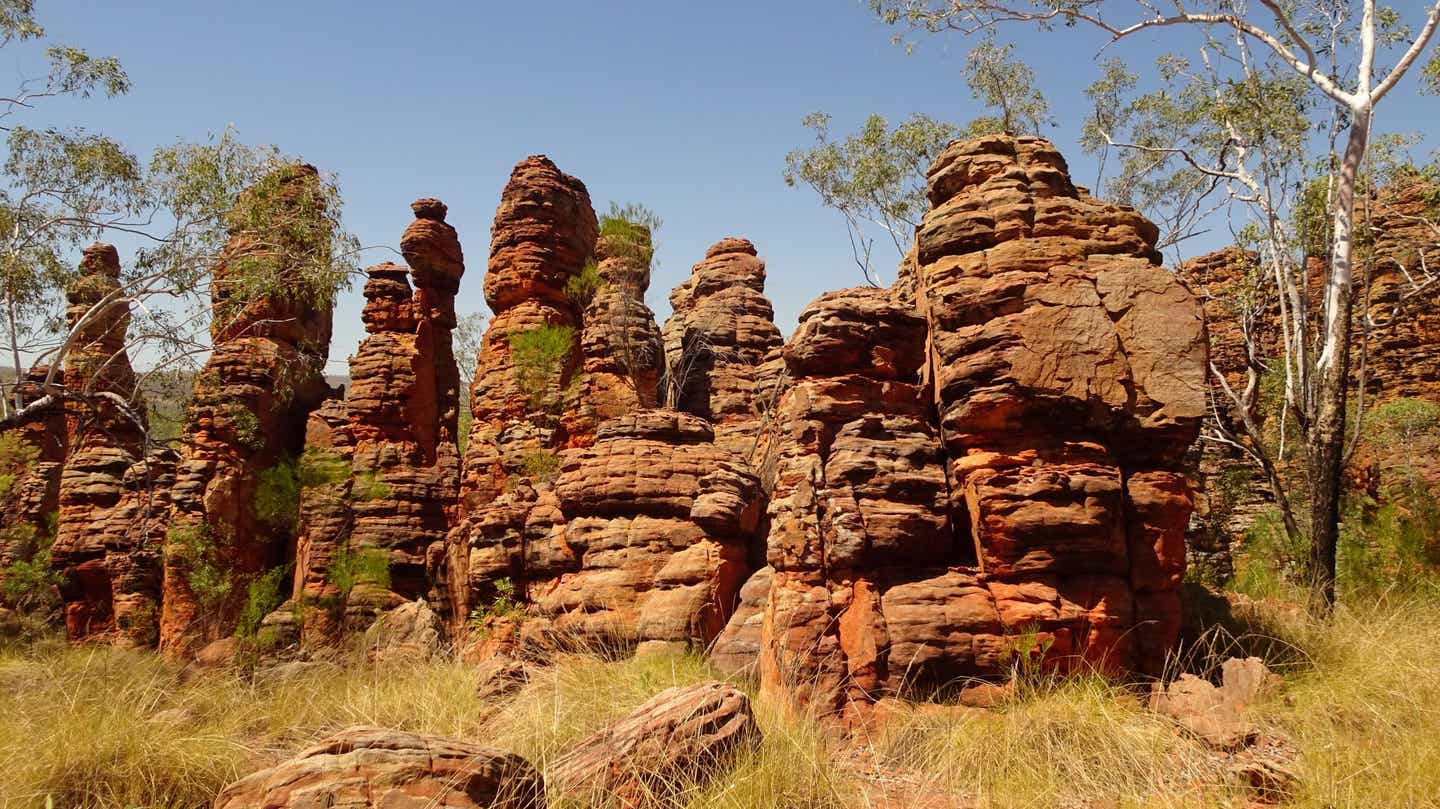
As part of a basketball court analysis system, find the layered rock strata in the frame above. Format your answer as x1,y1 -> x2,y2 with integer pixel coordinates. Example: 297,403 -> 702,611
160,165 -> 336,652
449,156 -> 598,623
280,199 -> 465,642
661,238 -> 785,457
467,410 -> 760,655
48,244 -> 149,641
0,367 -> 66,576
757,135 -> 1206,724
1361,177 -> 1440,402
573,223 -> 663,438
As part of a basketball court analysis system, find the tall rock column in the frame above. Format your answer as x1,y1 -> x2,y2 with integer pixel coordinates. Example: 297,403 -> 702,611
284,199 -> 467,642
48,244 -> 147,641
916,135 -> 1205,676
573,224 -> 663,438
661,239 -> 784,457
449,156 -> 597,623
161,165 -> 336,653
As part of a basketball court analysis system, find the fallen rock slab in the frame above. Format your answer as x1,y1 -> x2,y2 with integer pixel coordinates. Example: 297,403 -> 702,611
213,726 -> 543,809
1149,656 -> 1280,751
546,681 -> 759,801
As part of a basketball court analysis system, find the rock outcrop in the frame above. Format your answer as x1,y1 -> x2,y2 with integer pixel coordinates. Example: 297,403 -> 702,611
758,135 -> 1206,724
467,410 -> 761,655
0,367 -> 66,577
449,156 -> 598,624
48,244 -> 149,641
1362,177 -> 1440,402
547,681 -> 759,801
282,199 -> 466,642
161,165 -> 337,652
213,726 -> 544,809
573,221 -> 663,439
661,238 -> 784,457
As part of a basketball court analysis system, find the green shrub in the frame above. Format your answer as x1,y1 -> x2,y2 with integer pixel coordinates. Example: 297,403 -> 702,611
1,523 -> 61,614
220,402 -> 265,451
166,521 -> 231,611
597,202 -> 660,266
235,565 -> 291,638
564,259 -> 606,306
350,470 -> 391,502
327,546 -> 391,599
520,449 -> 562,483
1368,397 -> 1440,446
254,459 -> 300,530
508,324 -> 574,409
0,432 -> 40,500
296,448 -> 349,488
468,576 -> 524,630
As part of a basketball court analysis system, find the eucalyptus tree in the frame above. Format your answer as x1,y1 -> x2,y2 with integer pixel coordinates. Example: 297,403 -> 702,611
870,0 -> 1440,612
783,36 -> 1049,283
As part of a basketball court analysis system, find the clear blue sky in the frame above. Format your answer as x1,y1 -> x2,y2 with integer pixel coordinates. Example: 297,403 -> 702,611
31,1 -> 1440,374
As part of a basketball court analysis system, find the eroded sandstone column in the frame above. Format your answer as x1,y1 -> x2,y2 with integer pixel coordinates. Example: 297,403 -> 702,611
49,244 -> 148,641
661,238 -> 784,457
756,136 -> 1206,725
449,156 -> 597,623
161,165 -> 336,653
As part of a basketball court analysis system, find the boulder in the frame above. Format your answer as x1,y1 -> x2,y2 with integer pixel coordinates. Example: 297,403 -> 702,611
1149,656 -> 1280,751
546,681 -> 759,800
213,726 -> 543,809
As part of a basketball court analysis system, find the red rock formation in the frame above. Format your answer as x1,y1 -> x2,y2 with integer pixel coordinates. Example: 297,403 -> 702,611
214,727 -> 543,809
547,681 -> 760,802
280,199 -> 466,642
661,238 -> 784,457
449,156 -> 597,623
573,223 -> 663,437
49,244 -> 148,641
757,136 -> 1206,725
1362,177 -> 1440,402
161,165 -> 337,653
0,367 -> 66,578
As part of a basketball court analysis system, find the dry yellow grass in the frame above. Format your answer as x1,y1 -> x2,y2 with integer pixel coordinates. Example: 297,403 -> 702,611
2,587 -> 1439,809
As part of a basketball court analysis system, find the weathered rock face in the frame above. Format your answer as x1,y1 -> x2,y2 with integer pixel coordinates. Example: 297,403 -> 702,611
661,238 -> 784,457
449,156 -> 598,624
1362,178 -> 1440,402
281,199 -> 466,643
574,225 -> 663,439
161,165 -> 336,653
919,135 -> 1204,674
468,410 -> 760,655
0,367 -> 66,577
757,136 -> 1206,724
213,726 -> 544,809
49,243 -> 150,641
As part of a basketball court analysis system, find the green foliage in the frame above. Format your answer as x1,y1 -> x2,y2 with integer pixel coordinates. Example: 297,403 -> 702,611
0,430 -> 38,500
784,111 -> 957,264
219,401 -> 264,452
508,324 -> 575,410
468,576 -> 523,629
565,259 -> 606,307
166,521 -> 230,612
959,36 -> 1051,137
254,458 -> 300,531
350,470 -> 391,502
296,447 -> 349,488
1,521 -> 59,614
596,201 -> 660,266
1368,398 -> 1440,446
520,449 -> 561,484
326,545 -> 390,600
234,565 -> 290,639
